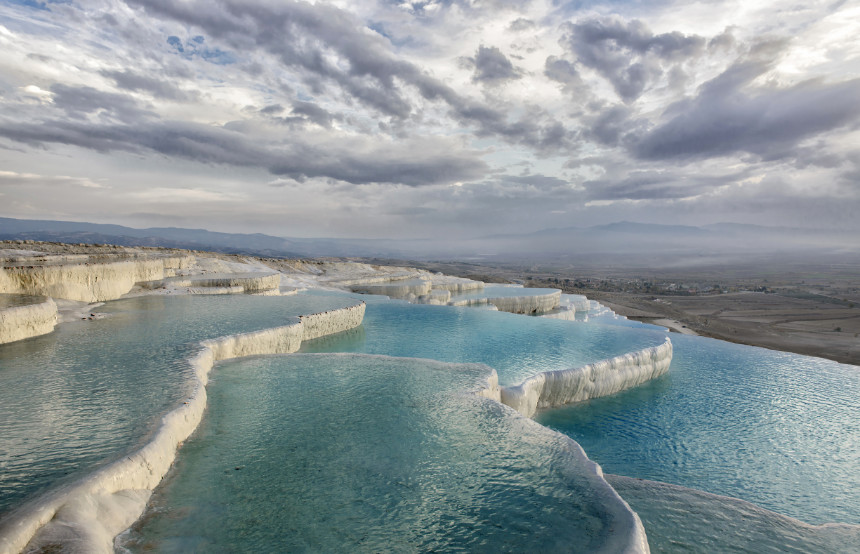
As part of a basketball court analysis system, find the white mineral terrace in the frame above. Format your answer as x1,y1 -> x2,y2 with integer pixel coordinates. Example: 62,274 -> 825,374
449,289 -> 562,314
0,302 -> 366,554
348,274 -> 485,306
0,247 -> 663,553
0,254 -> 194,302
500,338 -> 673,418
333,266 -> 562,315
540,305 -> 578,320
0,296 -> 58,344
139,272 -> 282,294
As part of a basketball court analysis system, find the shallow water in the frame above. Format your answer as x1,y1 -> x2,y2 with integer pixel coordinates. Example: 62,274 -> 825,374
0,291 -> 359,515
607,475 -> 860,553
124,354 -> 637,553
536,333 -> 860,526
301,296 -> 667,386
4,285 -> 858,552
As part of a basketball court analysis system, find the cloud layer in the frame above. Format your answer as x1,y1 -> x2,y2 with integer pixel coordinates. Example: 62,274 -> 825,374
0,0 -> 858,239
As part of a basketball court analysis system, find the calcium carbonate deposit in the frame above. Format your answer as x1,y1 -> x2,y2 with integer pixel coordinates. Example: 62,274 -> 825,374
0,295 -> 57,344
0,246 -> 857,554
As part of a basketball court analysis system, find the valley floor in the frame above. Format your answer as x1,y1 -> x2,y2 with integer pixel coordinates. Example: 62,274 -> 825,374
569,290 -> 860,366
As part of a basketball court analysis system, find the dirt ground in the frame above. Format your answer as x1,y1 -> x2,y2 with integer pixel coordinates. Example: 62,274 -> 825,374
582,290 -> 860,366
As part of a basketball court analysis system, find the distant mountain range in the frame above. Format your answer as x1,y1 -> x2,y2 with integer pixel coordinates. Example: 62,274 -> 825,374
1,217 -> 857,266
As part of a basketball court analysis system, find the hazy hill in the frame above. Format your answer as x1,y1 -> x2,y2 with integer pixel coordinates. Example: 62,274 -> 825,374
1,217 -> 857,266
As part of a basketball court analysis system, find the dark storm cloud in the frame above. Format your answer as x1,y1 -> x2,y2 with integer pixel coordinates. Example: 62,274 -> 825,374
469,46 -> 521,83
631,49 -> 860,161
101,69 -> 199,101
560,17 -> 705,101
0,116 -> 487,187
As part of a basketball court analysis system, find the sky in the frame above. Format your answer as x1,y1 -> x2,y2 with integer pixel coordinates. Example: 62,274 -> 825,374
0,0 -> 858,240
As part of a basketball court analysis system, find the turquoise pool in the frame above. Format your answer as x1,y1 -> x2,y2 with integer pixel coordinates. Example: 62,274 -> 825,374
2,287 -> 858,552
536,332 -> 860,526
0,291 -> 360,515
123,354 -> 639,552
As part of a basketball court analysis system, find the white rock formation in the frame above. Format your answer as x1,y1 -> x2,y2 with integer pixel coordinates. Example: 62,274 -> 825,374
316,262 -> 423,287
0,297 -> 58,344
0,302 -> 365,554
427,275 -> 484,293
450,290 -> 561,314
540,306 -> 577,320
350,280 -> 433,298
501,338 -> 673,418
140,272 -> 281,294
0,256 -> 193,302
565,294 -> 592,312
300,303 -> 369,341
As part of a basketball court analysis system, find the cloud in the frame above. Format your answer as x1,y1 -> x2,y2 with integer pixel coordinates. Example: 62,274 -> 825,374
0,170 -> 108,189
468,45 -> 521,83
586,105 -> 634,146
131,187 -> 237,202
0,117 -> 488,186
630,46 -> 860,161
49,84 -> 154,123
544,56 -> 585,94
582,170 -> 740,201
126,0 -> 424,119
2,0 -> 859,237
508,18 -> 535,32
125,0 -> 548,149
287,100 -> 338,128
559,17 -> 705,102
101,69 -> 198,101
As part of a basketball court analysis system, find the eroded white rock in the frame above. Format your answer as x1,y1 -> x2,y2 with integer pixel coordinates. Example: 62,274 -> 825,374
501,338 -> 673,418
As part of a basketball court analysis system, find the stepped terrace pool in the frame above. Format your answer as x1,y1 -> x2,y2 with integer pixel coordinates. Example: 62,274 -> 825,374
302,294 -> 667,386
123,354 -> 643,552
537,332 -> 860,526
2,286 -> 859,552
0,291 -> 361,516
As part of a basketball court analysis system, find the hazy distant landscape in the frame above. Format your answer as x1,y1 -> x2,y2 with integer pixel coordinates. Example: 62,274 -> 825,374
3,216 -> 857,267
